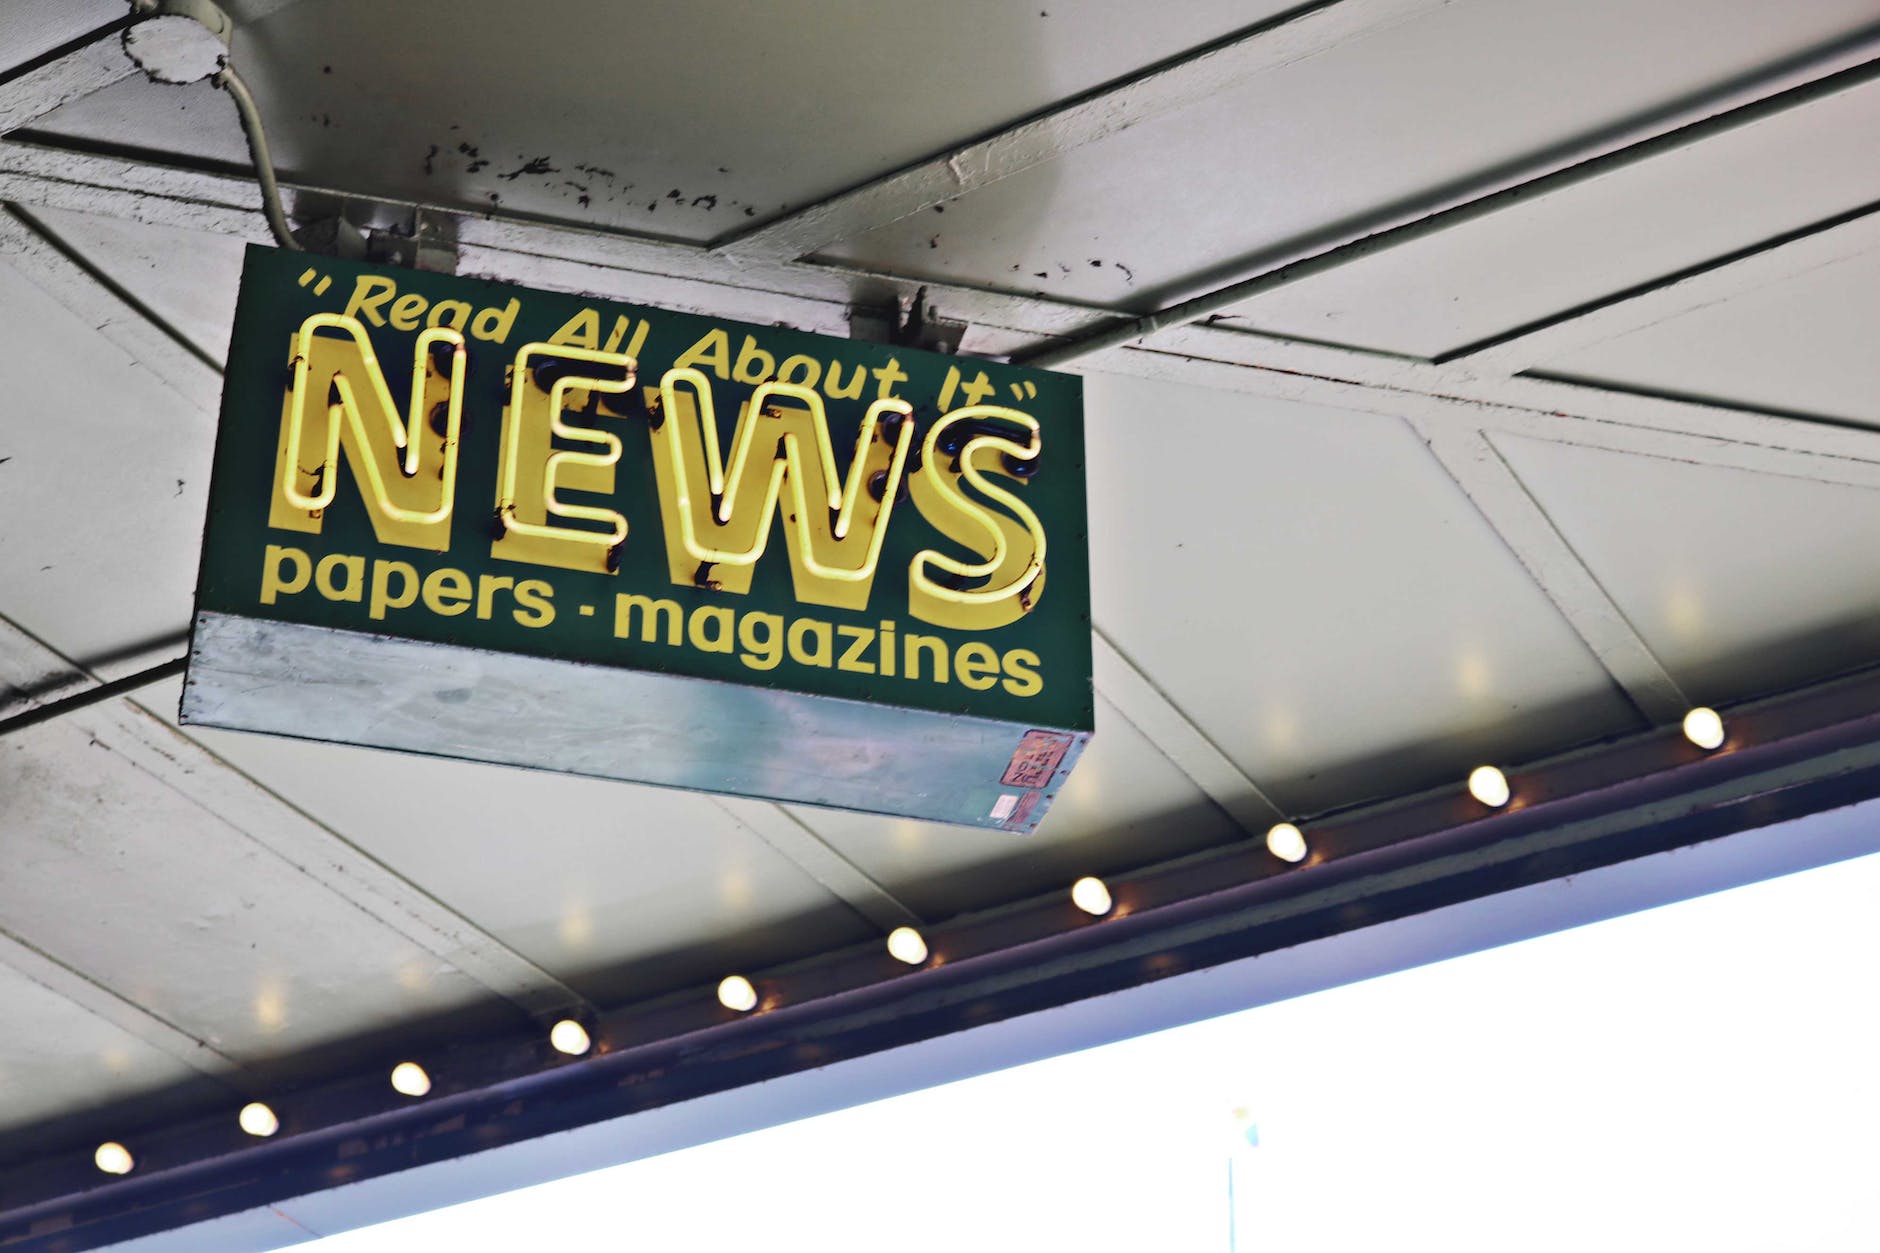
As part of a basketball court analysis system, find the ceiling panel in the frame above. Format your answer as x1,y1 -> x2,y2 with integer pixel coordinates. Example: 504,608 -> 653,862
0,708 -> 496,1061
1081,370 -> 1641,817
1494,433 -> 1880,705
788,694 -> 1243,922
28,204 -> 249,363
29,0 -> 1294,244
0,960 -> 203,1135
178,710 -> 874,1006
821,0 -> 1880,310
1533,247 -> 1880,426
0,262 -> 209,667
0,0 -> 123,73
1218,80 -> 1880,357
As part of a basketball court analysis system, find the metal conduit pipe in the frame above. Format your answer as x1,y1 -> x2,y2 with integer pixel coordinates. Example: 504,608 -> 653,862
212,63 -> 301,252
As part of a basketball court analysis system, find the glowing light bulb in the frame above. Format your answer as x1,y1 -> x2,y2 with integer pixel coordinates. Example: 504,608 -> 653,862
549,1019 -> 591,1055
717,975 -> 758,1013
94,1142 -> 133,1175
238,1102 -> 279,1138
1265,822 -> 1308,863
390,1062 -> 431,1097
1683,707 -> 1725,751
886,926 -> 928,965
1070,876 -> 1112,916
1467,765 -> 1510,808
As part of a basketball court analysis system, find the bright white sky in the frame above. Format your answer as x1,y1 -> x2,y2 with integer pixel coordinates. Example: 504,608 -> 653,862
309,848 -> 1880,1252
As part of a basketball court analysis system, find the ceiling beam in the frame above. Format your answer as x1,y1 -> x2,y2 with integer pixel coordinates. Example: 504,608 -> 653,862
1408,424 -> 1688,725
0,22 -> 138,136
1134,324 -> 1880,486
0,141 -> 269,241
1015,37 -> 1880,367
1446,199 -> 1880,374
713,0 -> 1455,260
1092,632 -> 1285,833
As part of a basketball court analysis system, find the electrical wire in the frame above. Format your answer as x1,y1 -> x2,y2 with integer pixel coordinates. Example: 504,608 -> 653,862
0,656 -> 188,739
211,63 -> 301,251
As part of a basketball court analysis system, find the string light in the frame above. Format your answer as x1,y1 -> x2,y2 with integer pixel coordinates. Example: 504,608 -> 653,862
1070,876 -> 1112,916
55,690 -> 1774,1182
1468,765 -> 1510,808
1683,707 -> 1725,751
49,707 -> 1799,1199
1265,822 -> 1308,863
549,1020 -> 592,1056
93,1142 -> 133,1175
389,1062 -> 431,1097
717,975 -> 758,1012
238,1102 -> 279,1138
886,926 -> 929,965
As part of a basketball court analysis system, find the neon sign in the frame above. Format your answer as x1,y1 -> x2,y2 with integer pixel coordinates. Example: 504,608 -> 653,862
186,249 -> 1092,831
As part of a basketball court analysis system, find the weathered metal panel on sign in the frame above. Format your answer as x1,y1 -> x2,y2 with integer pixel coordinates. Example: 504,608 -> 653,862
181,247 -> 1092,830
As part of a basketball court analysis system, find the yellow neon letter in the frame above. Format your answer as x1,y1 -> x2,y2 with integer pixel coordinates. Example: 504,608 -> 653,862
269,313 -> 465,551
906,405 -> 1046,631
491,343 -> 639,575
644,368 -> 915,610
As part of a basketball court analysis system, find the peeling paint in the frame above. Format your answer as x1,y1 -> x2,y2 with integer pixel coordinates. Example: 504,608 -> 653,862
499,157 -> 558,182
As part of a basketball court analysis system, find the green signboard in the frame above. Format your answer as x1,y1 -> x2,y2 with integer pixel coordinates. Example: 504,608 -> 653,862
181,247 -> 1092,830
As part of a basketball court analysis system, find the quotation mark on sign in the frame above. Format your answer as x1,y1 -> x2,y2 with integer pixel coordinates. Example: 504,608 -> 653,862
1008,380 -> 1038,401
297,267 -> 333,296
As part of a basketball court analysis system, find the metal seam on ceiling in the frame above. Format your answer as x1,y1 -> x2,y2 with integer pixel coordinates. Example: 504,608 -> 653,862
1013,38 -> 1880,367
0,614 -> 597,1025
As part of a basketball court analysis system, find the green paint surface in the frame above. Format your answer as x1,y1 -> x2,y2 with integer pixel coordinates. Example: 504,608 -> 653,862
197,247 -> 1093,733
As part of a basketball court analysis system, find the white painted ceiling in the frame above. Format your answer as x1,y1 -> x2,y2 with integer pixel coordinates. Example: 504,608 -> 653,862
5,0 -> 1880,1177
